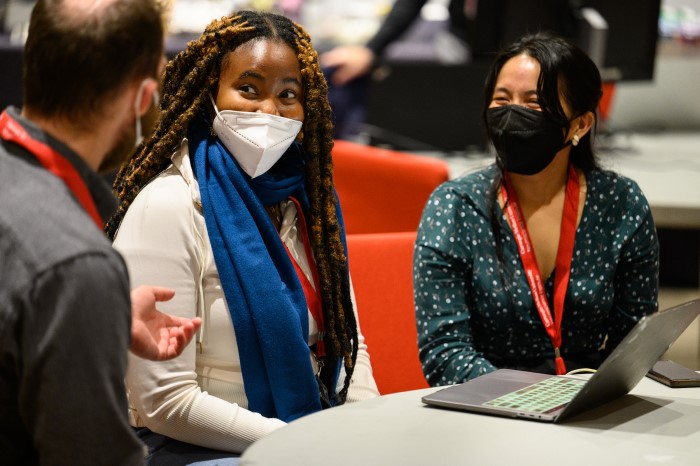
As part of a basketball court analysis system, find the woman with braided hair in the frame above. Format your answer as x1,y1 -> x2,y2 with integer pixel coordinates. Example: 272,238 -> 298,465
107,10 -> 379,462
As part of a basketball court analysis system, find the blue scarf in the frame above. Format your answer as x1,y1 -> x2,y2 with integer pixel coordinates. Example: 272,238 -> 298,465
189,115 -> 340,421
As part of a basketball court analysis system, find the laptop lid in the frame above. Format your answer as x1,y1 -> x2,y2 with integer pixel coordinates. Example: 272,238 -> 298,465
422,299 -> 700,423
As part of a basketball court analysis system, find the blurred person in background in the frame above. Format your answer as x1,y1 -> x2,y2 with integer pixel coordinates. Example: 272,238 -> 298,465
320,0 -> 580,139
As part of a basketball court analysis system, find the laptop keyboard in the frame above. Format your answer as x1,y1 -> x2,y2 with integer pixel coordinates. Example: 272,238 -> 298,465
483,376 -> 587,414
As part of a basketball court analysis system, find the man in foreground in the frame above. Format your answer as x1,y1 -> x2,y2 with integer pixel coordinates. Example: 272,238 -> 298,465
0,0 -> 200,463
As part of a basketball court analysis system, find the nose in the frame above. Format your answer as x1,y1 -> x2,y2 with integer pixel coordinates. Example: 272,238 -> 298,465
256,99 -> 280,116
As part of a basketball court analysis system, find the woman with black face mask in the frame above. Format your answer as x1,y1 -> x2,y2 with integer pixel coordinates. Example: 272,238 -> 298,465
414,32 -> 659,385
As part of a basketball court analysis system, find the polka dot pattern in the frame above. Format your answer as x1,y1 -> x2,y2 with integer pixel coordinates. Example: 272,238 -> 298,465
413,165 -> 659,386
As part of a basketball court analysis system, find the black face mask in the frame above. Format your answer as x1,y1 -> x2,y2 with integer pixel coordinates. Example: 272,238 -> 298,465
486,105 -> 571,175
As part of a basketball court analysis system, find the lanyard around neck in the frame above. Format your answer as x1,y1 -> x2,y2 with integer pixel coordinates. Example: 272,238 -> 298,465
283,196 -> 326,357
501,164 -> 580,375
0,110 -> 103,229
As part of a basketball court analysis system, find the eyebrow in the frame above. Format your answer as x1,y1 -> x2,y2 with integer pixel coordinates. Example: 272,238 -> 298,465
237,71 -> 302,89
493,87 -> 538,97
282,77 -> 303,88
239,70 -> 264,81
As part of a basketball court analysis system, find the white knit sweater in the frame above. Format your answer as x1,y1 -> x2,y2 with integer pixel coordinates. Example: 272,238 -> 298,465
113,140 -> 379,453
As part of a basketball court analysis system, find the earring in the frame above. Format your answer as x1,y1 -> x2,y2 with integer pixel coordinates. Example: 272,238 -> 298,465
572,134 -> 580,147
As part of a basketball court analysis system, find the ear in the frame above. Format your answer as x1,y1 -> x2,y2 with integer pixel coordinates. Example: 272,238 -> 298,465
135,78 -> 159,117
570,110 -> 595,141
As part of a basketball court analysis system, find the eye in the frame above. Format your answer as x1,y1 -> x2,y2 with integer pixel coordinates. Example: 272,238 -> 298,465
527,98 -> 541,110
279,89 -> 299,100
239,84 -> 258,96
491,91 -> 510,105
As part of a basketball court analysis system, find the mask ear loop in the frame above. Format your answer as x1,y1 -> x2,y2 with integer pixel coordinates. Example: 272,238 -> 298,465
208,93 -> 221,136
134,79 -> 160,148
208,92 -> 219,112
152,88 -> 160,109
134,79 -> 148,147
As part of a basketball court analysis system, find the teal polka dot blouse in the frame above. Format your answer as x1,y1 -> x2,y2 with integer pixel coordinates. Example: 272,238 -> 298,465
414,165 -> 659,386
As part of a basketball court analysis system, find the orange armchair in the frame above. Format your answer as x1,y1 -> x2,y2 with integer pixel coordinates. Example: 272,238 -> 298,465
333,140 -> 449,235
347,231 -> 430,394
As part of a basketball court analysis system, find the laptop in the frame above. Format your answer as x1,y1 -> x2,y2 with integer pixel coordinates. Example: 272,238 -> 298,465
422,299 -> 700,423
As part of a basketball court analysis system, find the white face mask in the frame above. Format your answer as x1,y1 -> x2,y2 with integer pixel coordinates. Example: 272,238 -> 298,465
210,95 -> 303,178
134,78 -> 160,148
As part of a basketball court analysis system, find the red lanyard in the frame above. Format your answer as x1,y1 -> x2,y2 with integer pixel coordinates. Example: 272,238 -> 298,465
501,164 -> 580,375
283,197 -> 325,357
0,110 -> 103,229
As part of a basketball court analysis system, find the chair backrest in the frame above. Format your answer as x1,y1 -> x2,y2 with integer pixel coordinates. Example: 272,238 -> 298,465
332,140 -> 450,235
346,231 -> 430,394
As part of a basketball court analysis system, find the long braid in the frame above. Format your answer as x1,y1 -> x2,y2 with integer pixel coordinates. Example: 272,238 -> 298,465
291,21 -> 358,402
106,10 -> 358,405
